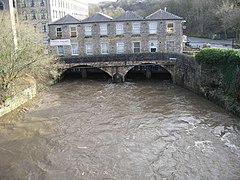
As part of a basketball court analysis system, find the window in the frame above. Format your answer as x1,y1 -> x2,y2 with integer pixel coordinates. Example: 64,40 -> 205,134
149,40 -> 157,52
133,42 -> 141,53
101,43 -> 109,54
57,45 -> 64,55
70,26 -> 77,37
149,22 -> 157,34
100,23 -> 107,36
40,0 -> 45,6
116,23 -> 124,35
167,22 -> 174,34
0,1 -> 4,10
56,27 -> 62,38
132,22 -> 140,34
116,42 -> 124,54
166,41 -> 174,51
86,44 -> 93,55
71,44 -> 78,55
85,24 -> 92,36
31,10 -> 36,20
30,0 -> 35,7
42,23 -> 47,33
23,11 -> 27,20
41,10 -> 46,19
43,37 -> 48,44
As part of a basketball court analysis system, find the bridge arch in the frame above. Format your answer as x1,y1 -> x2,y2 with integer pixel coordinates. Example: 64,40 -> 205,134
124,63 -> 173,81
60,65 -> 112,80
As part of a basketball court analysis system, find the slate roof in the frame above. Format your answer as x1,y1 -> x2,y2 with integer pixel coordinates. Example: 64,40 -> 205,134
114,11 -> 143,21
145,9 -> 183,20
82,12 -> 113,22
51,14 -> 81,25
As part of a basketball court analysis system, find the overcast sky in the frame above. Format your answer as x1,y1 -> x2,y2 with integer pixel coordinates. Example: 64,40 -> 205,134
88,0 -> 117,4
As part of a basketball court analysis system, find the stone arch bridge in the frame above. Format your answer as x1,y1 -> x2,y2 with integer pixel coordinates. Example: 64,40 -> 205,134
60,53 -> 191,82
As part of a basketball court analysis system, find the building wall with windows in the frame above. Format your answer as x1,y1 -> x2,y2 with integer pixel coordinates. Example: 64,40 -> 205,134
16,0 -> 88,46
49,9 -> 184,56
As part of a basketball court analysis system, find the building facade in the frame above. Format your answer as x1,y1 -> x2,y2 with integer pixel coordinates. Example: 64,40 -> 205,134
49,9 -> 184,56
16,0 -> 88,45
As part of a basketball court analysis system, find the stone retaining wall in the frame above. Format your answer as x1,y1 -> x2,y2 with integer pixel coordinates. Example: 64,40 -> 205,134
0,79 -> 36,117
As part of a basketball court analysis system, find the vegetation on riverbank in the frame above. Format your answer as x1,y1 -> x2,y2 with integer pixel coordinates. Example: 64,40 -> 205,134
196,48 -> 240,115
0,12 -> 59,105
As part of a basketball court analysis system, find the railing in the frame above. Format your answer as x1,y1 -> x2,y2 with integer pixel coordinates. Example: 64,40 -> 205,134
61,52 -> 192,64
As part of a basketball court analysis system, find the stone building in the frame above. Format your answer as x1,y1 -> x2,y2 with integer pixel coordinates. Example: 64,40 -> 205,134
16,0 -> 88,45
48,9 -> 184,56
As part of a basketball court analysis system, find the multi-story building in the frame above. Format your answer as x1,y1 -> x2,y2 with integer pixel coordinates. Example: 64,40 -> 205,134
49,9 -> 184,56
16,0 -> 88,45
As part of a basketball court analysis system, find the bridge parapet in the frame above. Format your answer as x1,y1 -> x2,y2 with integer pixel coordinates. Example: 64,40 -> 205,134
61,52 -> 190,64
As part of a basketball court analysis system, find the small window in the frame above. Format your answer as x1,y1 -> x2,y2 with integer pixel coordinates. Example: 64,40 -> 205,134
132,22 -> 140,34
86,44 -> 93,55
116,23 -> 124,35
167,23 -> 174,34
0,1 -> 4,10
70,26 -> 77,37
149,40 -> 157,52
43,37 -> 48,44
100,23 -> 107,36
31,10 -> 36,20
71,44 -> 78,55
30,0 -> 35,7
133,42 -> 141,53
41,10 -> 46,19
42,23 -> 47,33
85,24 -> 92,36
56,27 -> 62,38
116,42 -> 124,54
40,0 -> 45,6
149,22 -> 157,34
57,45 -> 64,55
101,43 -> 109,54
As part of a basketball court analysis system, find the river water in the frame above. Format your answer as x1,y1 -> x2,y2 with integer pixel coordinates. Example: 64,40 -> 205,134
0,80 -> 240,180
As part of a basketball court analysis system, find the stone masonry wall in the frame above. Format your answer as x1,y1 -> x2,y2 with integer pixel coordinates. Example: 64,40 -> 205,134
48,19 -> 183,56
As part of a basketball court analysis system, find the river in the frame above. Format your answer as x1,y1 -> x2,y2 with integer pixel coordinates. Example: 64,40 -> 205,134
0,79 -> 239,180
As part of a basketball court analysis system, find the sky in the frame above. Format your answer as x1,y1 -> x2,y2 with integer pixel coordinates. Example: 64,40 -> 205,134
87,0 -> 117,4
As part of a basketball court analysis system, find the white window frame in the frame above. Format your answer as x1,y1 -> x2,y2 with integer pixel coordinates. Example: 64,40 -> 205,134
167,22 -> 174,34
101,43 -> 109,54
56,27 -> 62,38
149,21 -> 157,34
71,43 -> 78,55
132,22 -> 140,34
86,44 -> 93,55
132,41 -> 141,53
84,24 -> 92,36
100,23 -> 108,36
57,45 -> 64,55
116,42 -> 124,54
116,23 -> 124,35
70,26 -> 77,37
149,40 -> 158,52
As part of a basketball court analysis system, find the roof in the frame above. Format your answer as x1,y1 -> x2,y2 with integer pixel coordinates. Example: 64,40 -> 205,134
51,14 -> 81,25
145,9 -> 183,20
82,12 -> 113,23
114,11 -> 143,21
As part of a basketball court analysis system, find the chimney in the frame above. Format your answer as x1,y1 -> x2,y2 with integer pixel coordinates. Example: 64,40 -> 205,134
164,7 -> 167,12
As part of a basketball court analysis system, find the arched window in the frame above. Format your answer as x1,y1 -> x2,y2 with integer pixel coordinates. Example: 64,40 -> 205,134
0,1 -> 4,10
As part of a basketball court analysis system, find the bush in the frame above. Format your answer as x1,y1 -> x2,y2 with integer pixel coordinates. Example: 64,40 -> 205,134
195,48 -> 240,66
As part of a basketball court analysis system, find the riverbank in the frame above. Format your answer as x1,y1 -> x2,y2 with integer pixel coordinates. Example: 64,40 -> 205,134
0,76 -> 36,117
175,56 -> 240,118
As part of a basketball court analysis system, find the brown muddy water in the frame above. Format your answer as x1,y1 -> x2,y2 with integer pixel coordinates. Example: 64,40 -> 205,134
0,80 -> 239,180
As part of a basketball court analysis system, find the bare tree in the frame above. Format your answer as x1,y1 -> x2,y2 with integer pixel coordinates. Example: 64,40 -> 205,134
0,12 -> 58,91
